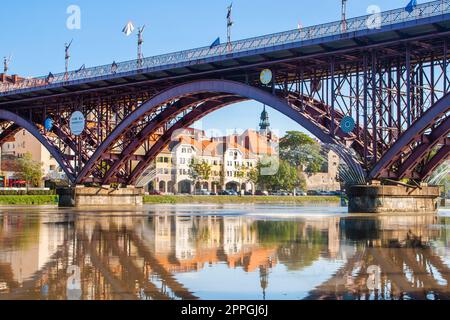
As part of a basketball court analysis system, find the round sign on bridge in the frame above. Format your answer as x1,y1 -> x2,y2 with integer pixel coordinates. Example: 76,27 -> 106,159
260,69 -> 273,85
44,118 -> 53,131
340,116 -> 356,134
70,111 -> 85,136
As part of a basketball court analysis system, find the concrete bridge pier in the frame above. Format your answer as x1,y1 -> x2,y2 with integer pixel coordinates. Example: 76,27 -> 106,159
57,185 -> 145,208
348,182 -> 440,214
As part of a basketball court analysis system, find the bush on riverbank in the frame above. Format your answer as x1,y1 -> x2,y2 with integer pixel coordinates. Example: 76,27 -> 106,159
143,195 -> 340,204
0,190 -> 56,196
0,195 -> 58,205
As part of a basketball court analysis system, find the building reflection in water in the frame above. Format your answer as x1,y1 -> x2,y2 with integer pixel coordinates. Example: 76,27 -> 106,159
0,208 -> 449,300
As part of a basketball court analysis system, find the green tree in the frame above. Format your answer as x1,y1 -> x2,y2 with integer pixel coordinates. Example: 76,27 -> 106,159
14,153 -> 44,190
189,158 -> 212,190
279,131 -> 324,173
256,159 -> 306,192
248,167 -> 259,188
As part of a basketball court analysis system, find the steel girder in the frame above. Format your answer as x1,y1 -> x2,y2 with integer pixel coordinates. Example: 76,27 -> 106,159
370,92 -> 450,180
0,110 -> 75,182
76,80 -> 349,185
102,90 -> 373,184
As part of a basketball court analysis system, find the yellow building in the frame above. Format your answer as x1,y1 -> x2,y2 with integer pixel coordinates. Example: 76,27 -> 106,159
140,127 -> 278,194
1,129 -> 64,184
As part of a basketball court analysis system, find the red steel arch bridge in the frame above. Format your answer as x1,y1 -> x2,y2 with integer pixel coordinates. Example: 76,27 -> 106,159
0,0 -> 449,186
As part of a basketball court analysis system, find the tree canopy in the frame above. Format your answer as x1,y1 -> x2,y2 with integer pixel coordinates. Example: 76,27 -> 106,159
279,131 -> 324,173
14,153 -> 44,188
256,159 -> 306,192
189,158 -> 212,185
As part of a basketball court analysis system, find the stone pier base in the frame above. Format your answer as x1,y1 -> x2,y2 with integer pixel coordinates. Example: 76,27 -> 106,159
57,186 -> 144,207
348,184 -> 440,214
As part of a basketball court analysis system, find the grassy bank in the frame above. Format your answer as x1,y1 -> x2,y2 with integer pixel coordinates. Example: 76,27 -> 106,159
0,195 -> 59,205
144,195 -> 340,205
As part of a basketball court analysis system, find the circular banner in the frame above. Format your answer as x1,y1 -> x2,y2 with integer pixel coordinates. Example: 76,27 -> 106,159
69,111 -> 85,136
340,116 -> 356,134
44,118 -> 53,131
260,69 -> 273,85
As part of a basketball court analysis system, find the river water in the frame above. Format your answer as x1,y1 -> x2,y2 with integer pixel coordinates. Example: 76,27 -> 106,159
0,204 -> 449,300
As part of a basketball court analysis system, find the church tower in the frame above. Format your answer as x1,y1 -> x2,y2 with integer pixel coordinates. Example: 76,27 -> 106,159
259,105 -> 271,135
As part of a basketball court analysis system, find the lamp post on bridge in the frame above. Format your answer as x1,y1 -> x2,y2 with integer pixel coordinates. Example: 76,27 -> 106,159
64,40 -> 73,80
3,55 -> 11,74
122,21 -> 146,68
227,3 -> 234,51
341,0 -> 348,32
137,26 -> 145,68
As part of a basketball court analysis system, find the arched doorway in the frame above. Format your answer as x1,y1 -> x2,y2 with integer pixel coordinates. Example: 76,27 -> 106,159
178,180 -> 192,194
226,182 -> 239,191
203,182 -> 209,191
159,181 -> 166,193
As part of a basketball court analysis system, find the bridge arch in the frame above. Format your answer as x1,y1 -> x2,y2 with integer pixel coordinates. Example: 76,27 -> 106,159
0,110 -> 75,182
77,80 -> 365,185
370,93 -> 450,180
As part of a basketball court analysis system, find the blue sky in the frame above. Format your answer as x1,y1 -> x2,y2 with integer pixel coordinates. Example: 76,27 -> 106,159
0,0 -> 416,136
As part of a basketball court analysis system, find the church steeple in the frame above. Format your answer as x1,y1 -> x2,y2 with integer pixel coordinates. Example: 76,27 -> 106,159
259,105 -> 270,134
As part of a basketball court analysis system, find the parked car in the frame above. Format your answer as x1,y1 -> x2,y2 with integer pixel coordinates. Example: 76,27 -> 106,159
307,190 -> 320,196
255,190 -> 269,196
148,190 -> 162,195
226,190 -> 239,196
272,191 -> 290,196
210,192 -> 218,196
244,191 -> 253,196
296,191 -> 307,196
194,189 -> 210,196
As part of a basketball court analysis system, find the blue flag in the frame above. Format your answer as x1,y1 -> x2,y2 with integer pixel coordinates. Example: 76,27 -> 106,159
210,37 -> 221,49
405,0 -> 417,13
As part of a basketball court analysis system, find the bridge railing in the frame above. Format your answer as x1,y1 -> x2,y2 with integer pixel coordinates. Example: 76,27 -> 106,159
1,0 -> 449,95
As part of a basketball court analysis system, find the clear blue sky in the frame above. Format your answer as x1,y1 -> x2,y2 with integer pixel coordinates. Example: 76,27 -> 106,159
0,0 -> 417,136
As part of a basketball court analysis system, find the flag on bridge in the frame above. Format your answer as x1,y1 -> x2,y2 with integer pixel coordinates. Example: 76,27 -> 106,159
405,0 -> 417,13
210,37 -> 221,49
122,21 -> 135,36
75,64 -> 85,73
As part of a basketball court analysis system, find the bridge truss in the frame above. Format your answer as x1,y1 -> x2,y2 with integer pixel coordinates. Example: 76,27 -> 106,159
0,1 -> 449,185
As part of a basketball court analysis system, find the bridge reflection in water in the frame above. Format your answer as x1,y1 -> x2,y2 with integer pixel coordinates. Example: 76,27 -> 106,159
0,208 -> 449,300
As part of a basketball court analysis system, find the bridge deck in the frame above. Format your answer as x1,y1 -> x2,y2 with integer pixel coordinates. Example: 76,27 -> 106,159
1,0 -> 450,102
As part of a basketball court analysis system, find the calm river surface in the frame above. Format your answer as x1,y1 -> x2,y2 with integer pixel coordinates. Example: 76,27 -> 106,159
0,204 -> 449,300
